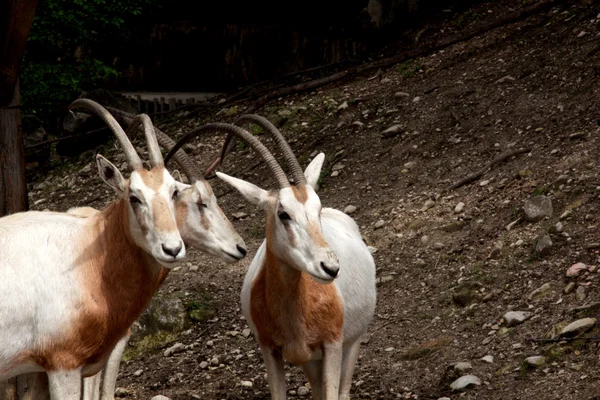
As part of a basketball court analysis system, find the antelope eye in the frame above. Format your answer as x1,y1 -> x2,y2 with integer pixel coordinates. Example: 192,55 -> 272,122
278,211 -> 292,222
172,190 -> 179,199
198,202 -> 208,209
129,196 -> 141,204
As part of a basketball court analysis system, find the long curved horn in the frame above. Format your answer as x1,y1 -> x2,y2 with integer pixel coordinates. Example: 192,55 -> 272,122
69,99 -> 143,170
106,107 -> 201,182
125,113 -> 163,168
235,114 -> 307,185
165,123 -> 290,188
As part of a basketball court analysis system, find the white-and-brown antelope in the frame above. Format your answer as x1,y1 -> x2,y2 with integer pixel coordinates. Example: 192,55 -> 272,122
0,99 -> 188,400
166,115 -> 377,400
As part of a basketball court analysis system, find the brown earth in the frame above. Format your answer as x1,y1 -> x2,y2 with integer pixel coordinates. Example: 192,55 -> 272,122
28,0 -> 600,398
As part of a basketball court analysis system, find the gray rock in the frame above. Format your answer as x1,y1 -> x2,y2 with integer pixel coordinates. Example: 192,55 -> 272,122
380,77 -> 392,84
454,202 -> 465,213
151,396 -> 171,400
576,286 -> 587,302
337,101 -> 349,111
232,212 -> 248,220
528,282 -> 554,301
135,295 -> 187,339
415,258 -> 426,266
525,356 -> 546,367
395,92 -> 410,98
200,361 -> 209,369
210,357 -> 220,366
535,235 -> 553,256
344,205 -> 357,215
556,222 -> 564,233
240,381 -> 253,388
454,362 -> 472,373
381,275 -> 393,283
422,199 -> 436,211
503,311 -> 532,327
374,220 -> 385,229
413,96 -> 421,103
450,374 -> 481,391
163,342 -> 185,357
523,196 -> 553,222
298,386 -> 310,396
332,163 -> 345,171
480,355 -> 494,364
331,170 -> 340,177
560,318 -> 596,336
133,369 -> 143,377
242,328 -> 252,338
433,242 -> 445,250
381,124 -> 403,138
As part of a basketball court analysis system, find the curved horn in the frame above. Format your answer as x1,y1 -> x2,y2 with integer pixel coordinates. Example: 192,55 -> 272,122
106,107 -> 201,182
235,114 -> 307,185
69,99 -> 143,169
165,123 -> 290,188
125,113 -> 163,168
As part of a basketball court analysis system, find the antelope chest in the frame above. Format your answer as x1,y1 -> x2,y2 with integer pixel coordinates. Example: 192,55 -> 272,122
249,268 -> 344,365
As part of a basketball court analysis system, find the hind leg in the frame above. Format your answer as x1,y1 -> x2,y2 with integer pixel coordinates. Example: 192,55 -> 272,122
47,369 -> 81,400
339,341 -> 361,400
301,360 -> 323,400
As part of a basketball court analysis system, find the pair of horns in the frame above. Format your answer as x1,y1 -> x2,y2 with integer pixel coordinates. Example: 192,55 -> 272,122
105,106 -> 203,183
68,99 -> 164,170
164,115 -> 306,189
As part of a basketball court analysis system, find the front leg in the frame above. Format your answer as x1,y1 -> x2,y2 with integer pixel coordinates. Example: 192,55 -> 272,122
259,345 -> 287,400
100,329 -> 131,400
47,369 -> 82,400
322,341 -> 343,400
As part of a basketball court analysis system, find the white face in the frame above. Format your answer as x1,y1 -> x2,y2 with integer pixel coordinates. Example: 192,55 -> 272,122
268,185 -> 340,283
175,180 -> 247,263
96,155 -> 186,268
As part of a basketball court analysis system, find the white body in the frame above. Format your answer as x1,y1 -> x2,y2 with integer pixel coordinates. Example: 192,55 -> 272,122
241,208 -> 376,346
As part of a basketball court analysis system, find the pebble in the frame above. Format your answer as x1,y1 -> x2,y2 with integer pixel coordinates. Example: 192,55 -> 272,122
210,357 -> 220,366
576,286 -> 587,302
560,318 -> 596,336
298,386 -> 310,396
535,235 -> 553,256
479,180 -> 490,186
206,340 -> 214,347
367,246 -> 378,254
381,124 -> 404,138
344,205 -> 357,214
525,356 -> 546,367
567,263 -> 588,277
331,171 -> 340,177
133,369 -> 143,377
564,282 -> 576,294
433,242 -> 445,250
332,163 -> 345,171
395,92 -> 410,98
374,220 -> 386,229
578,31 -> 587,38
496,75 -> 516,84
413,96 -> 421,103
200,361 -> 209,369
337,101 -> 349,111
556,222 -> 564,232
381,275 -> 394,283
240,381 -> 253,388
454,362 -> 472,373
242,328 -> 252,338
151,396 -> 171,400
380,77 -> 392,84
163,342 -> 185,357
454,202 -> 465,213
523,196 -> 553,222
232,212 -> 248,220
450,375 -> 481,391
480,355 -> 494,364
415,258 -> 426,266
422,199 -> 436,211
503,311 -> 532,327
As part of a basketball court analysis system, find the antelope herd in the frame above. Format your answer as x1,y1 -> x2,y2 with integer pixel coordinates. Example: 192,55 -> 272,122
0,98 -> 376,400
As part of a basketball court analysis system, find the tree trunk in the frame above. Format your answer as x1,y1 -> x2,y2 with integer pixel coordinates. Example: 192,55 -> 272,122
0,79 -> 28,215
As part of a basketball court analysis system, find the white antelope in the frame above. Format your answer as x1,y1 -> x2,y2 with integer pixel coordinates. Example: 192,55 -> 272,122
0,99 -> 188,400
166,115 -> 377,400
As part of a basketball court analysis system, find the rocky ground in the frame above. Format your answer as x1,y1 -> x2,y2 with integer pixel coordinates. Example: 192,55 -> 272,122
26,0 -> 600,398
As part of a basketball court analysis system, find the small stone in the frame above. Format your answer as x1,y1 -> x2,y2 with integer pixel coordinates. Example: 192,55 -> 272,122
479,180 -> 490,186
337,101 -> 349,111
454,202 -> 465,213
200,361 -> 209,369
556,222 -> 564,232
331,171 -> 340,177
415,258 -> 426,266
535,235 -> 553,256
242,328 -> 252,338
506,219 -> 520,231
134,369 -> 143,377
206,340 -> 214,347
381,275 -> 394,283
503,311 -> 532,327
210,357 -> 220,366
240,381 -> 253,388
381,124 -> 403,138
454,362 -> 472,373
352,121 -> 364,127
217,98 -> 227,104
297,386 -> 310,396
344,205 -> 357,214
577,31 -> 587,38
567,263 -> 588,277
433,242 -> 445,250
395,92 -> 410,98
450,375 -> 481,391
560,210 -> 572,219
380,77 -> 392,84
332,163 -> 345,171
528,282 -> 554,301
480,355 -> 494,364
422,199 -> 436,211
163,343 -> 185,357
564,282 -> 576,294
525,356 -> 546,367
560,318 -> 596,336
413,96 -> 421,103
367,246 -> 378,254
384,346 -> 395,352
232,212 -> 248,220
374,220 -> 385,229
576,286 -> 587,302
523,196 -> 553,222
151,396 -> 171,400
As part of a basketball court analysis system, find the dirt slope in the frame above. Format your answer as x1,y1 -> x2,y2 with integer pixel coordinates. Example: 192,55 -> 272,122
29,0 -> 600,398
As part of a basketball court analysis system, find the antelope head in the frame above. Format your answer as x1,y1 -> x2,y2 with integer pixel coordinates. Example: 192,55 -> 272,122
166,118 -> 340,283
70,99 -> 186,267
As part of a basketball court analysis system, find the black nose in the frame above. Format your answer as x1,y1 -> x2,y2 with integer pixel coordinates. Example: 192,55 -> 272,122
321,262 -> 339,278
162,243 -> 182,258
236,244 -> 247,257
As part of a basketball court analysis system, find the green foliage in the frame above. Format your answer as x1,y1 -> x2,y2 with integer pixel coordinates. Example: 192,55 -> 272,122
397,59 -> 421,79
21,0 -> 159,118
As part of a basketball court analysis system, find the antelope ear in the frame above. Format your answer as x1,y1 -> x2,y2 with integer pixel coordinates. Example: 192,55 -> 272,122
216,171 -> 271,210
171,169 -> 183,183
96,154 -> 126,195
304,153 -> 325,190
